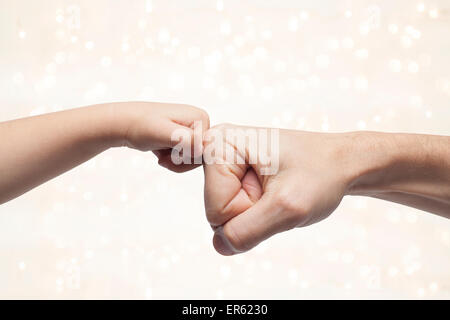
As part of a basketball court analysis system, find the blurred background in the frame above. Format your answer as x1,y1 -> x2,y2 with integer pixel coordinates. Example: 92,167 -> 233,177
0,0 -> 449,299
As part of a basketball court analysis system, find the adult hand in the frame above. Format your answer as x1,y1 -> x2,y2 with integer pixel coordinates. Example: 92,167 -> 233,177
203,124 -> 450,255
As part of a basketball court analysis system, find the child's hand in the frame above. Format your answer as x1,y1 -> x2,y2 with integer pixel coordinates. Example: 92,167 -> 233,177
111,102 -> 210,172
0,102 -> 209,204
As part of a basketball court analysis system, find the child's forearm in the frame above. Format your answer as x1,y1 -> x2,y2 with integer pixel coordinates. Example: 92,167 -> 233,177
0,103 -> 124,204
0,101 -> 210,204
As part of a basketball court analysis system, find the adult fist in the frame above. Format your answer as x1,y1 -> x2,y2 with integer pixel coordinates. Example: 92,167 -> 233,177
203,124 -> 353,255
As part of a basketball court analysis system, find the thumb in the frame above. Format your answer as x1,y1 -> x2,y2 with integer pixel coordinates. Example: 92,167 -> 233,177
212,193 -> 295,255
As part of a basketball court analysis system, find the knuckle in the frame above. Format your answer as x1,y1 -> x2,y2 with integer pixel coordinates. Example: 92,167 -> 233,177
223,223 -> 250,253
207,216 -> 225,228
182,104 -> 210,125
272,190 -> 308,226
205,202 -> 233,227
273,189 -> 300,213
205,201 -> 238,228
197,108 -> 210,126
205,207 -> 224,227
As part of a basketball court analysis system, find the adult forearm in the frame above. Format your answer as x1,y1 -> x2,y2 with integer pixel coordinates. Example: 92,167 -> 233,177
345,132 -> 450,217
0,104 -> 124,204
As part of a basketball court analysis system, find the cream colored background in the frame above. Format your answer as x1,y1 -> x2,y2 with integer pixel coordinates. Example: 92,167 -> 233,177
1,0 -> 449,299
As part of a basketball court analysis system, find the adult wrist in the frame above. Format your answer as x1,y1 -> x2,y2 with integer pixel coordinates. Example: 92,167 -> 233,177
340,131 -> 401,197
343,131 -> 449,198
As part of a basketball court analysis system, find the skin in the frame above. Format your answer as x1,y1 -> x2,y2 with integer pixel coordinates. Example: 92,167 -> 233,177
203,124 -> 450,255
1,106 -> 449,256
0,102 -> 210,205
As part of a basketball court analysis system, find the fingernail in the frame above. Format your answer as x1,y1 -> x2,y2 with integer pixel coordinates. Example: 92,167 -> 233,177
213,230 -> 235,256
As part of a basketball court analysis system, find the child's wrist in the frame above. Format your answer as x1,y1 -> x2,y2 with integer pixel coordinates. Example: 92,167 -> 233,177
77,103 -> 131,149
102,103 -> 132,148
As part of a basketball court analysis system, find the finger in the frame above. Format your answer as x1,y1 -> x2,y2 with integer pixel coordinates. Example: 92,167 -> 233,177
144,119 -> 192,150
160,161 -> 202,173
204,161 -> 252,227
212,194 -> 295,255
203,126 -> 264,226
151,104 -> 209,151
154,120 -> 201,164
168,104 -> 210,133
241,167 -> 263,203
168,105 -> 210,150
153,149 -> 201,173
169,105 -> 209,157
